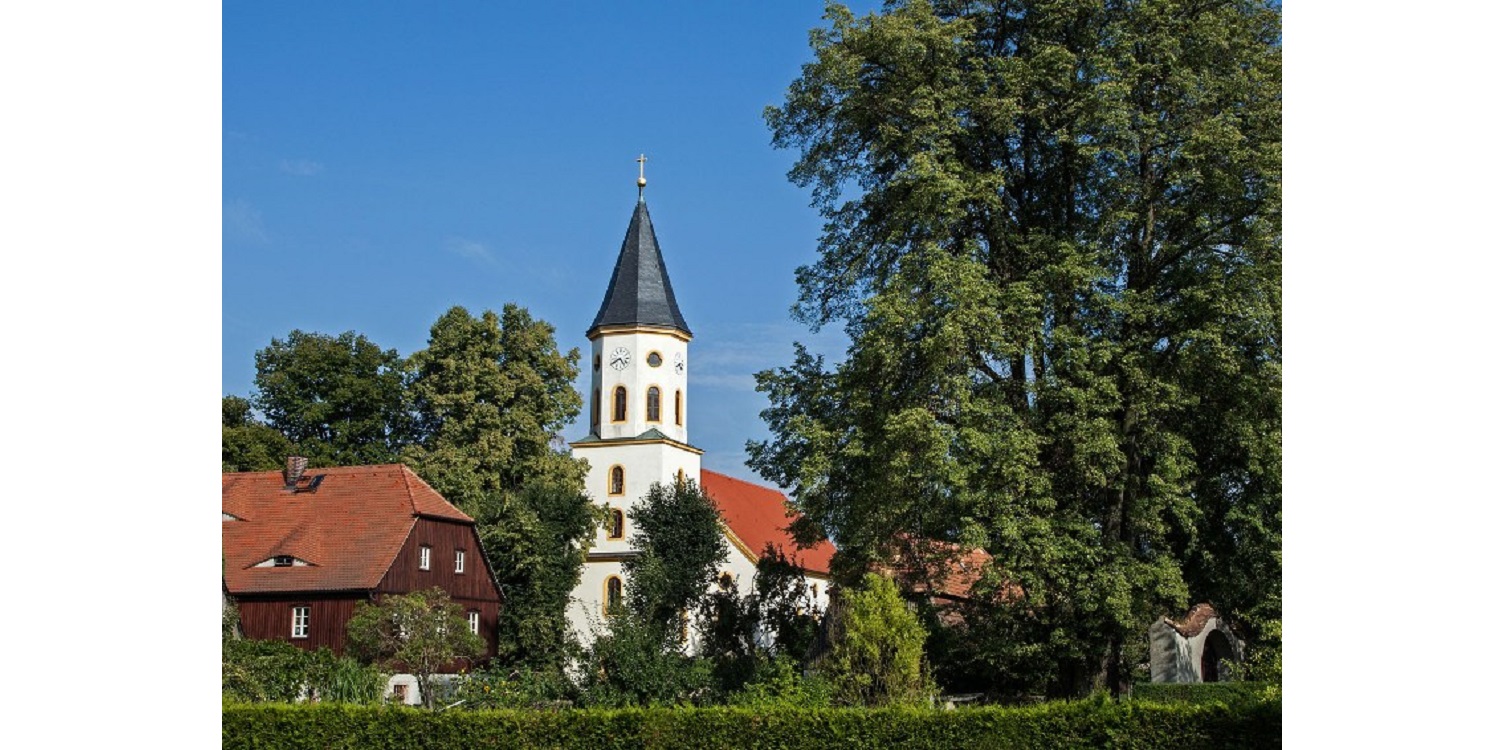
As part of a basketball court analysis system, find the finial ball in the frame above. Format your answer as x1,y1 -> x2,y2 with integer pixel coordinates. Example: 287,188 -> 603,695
637,177 -> 647,187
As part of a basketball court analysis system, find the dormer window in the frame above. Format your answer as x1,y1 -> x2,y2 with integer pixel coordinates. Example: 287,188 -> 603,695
419,545 -> 431,571
273,555 -> 294,567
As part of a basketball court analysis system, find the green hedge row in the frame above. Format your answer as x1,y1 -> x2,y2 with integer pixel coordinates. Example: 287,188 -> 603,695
223,699 -> 1280,750
1130,681 -> 1278,707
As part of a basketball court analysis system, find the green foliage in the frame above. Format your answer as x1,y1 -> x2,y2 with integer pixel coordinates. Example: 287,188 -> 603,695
622,480 -> 729,633
750,545 -> 824,662
403,304 -> 585,511
822,574 -> 935,707
252,330 -> 413,466
224,699 -> 1283,749
222,638 -> 383,705
577,611 -> 715,707
222,638 -> 314,703
451,664 -> 576,709
727,656 -> 835,709
754,0 -> 1282,697
1130,681 -> 1275,708
345,588 -> 486,709
574,481 -> 729,706
474,482 -> 600,670
221,395 -> 293,472
305,650 -> 387,704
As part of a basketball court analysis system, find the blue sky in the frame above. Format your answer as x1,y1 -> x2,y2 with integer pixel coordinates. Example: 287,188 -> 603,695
223,2 -> 875,483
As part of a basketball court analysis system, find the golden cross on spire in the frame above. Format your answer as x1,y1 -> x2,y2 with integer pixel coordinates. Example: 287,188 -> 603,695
636,154 -> 648,200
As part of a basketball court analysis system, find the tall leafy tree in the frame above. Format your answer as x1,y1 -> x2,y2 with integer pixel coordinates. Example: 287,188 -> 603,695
475,482 -> 601,671
221,395 -> 293,472
403,304 -> 585,511
579,480 -> 728,706
251,330 -> 413,466
623,480 -> 729,635
753,0 -> 1280,697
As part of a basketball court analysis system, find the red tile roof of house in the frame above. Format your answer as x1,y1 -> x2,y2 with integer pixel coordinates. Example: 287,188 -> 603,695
700,469 -> 835,577
222,464 -> 472,595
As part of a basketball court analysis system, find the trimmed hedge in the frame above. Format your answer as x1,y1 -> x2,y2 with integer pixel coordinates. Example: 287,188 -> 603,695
1131,681 -> 1277,708
223,699 -> 1280,749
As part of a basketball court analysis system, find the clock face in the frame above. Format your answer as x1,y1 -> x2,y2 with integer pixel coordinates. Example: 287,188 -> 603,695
609,346 -> 631,370
673,352 -> 685,374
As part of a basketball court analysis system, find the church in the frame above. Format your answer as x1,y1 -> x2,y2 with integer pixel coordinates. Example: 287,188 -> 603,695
563,165 -> 834,645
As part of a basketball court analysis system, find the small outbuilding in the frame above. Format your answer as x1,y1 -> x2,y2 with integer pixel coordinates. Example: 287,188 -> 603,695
1148,603 -> 1242,683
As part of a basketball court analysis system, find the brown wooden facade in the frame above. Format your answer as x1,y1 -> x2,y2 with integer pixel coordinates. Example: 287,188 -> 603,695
232,517 -> 502,659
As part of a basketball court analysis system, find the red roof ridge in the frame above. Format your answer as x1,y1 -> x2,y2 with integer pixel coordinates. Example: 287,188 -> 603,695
699,468 -> 835,576
222,462 -> 468,595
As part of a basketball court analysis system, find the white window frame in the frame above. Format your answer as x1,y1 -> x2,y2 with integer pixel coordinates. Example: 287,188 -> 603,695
291,606 -> 310,638
468,611 -> 480,635
419,545 -> 431,571
455,549 -> 465,574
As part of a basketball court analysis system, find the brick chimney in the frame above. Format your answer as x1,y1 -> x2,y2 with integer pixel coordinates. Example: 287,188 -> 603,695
284,456 -> 308,490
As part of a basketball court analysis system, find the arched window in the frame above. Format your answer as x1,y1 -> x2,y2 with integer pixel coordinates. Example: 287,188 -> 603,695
612,386 -> 627,422
609,465 -> 624,496
675,390 -> 683,426
646,386 -> 661,422
592,388 -> 601,432
605,576 -> 623,613
607,508 -> 625,540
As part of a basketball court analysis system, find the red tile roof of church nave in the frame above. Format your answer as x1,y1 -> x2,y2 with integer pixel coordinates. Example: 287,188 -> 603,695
699,469 -> 836,576
222,464 -> 472,595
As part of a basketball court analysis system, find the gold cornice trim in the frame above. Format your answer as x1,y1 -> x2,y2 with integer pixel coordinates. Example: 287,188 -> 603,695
587,324 -> 693,343
570,437 -> 705,455
588,552 -> 641,563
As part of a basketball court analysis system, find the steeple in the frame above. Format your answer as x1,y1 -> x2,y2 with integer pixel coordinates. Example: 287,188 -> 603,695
587,199 -> 692,338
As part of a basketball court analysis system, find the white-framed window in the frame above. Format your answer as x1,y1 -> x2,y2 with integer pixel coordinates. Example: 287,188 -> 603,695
419,545 -> 431,570
455,549 -> 466,574
291,606 -> 310,638
468,611 -> 480,635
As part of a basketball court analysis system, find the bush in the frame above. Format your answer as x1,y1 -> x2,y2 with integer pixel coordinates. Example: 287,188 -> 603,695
223,639 -> 385,704
223,699 -> 1282,750
727,656 -> 834,708
451,665 -> 575,709
822,574 -> 935,707
1130,681 -> 1276,708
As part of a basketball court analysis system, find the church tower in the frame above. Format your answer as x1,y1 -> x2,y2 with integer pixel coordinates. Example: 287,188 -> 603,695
567,159 -> 702,637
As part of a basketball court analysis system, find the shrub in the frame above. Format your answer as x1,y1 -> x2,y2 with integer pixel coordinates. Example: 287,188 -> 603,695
223,699 -> 1282,750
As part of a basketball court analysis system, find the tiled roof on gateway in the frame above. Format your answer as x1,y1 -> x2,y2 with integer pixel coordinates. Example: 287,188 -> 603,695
701,469 -> 835,576
222,464 -> 472,595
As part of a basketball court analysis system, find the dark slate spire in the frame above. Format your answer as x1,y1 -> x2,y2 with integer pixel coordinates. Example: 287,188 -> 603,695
588,200 -> 692,337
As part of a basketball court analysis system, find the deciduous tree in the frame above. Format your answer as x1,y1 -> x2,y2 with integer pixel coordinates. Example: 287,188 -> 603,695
403,305 -> 585,511
221,395 -> 293,472
622,480 -> 729,635
251,330 -> 413,465
345,588 -> 485,709
475,482 -> 600,671
754,0 -> 1281,697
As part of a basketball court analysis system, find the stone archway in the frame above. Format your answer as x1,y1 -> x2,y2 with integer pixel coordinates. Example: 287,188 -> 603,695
1149,604 -> 1243,683
1200,628 -> 1234,682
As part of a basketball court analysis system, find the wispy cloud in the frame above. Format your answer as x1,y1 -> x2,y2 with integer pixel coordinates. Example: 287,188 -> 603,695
447,236 -> 497,265
690,322 -> 849,393
278,159 -> 324,176
224,199 -> 269,244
